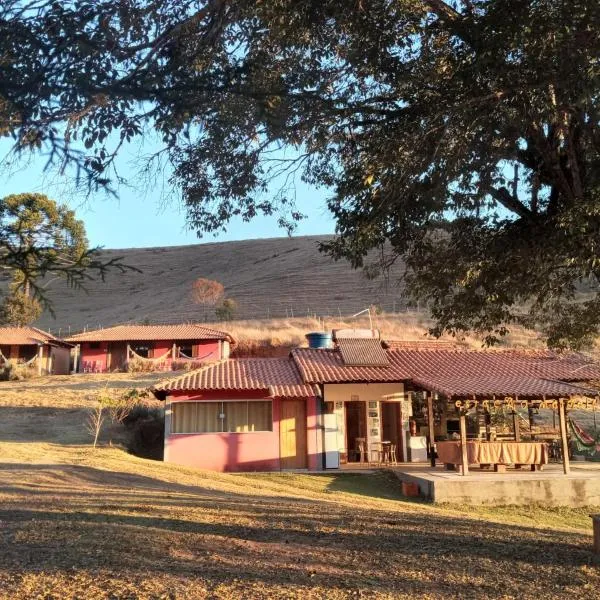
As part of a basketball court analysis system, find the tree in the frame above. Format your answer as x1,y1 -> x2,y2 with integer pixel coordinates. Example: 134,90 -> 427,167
215,298 -> 237,322
0,291 -> 41,326
190,278 -> 224,319
2,2 -> 600,347
0,193 -> 129,318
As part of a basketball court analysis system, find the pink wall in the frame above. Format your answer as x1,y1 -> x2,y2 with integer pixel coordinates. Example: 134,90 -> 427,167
165,395 -> 281,472
164,392 -> 322,472
194,340 -> 220,360
151,341 -> 172,359
80,342 -> 109,372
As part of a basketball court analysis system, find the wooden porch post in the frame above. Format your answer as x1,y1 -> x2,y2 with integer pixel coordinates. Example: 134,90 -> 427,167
558,397 -> 570,475
512,411 -> 521,442
427,393 -> 436,467
172,343 -> 177,359
37,345 -> 44,376
459,412 -> 469,476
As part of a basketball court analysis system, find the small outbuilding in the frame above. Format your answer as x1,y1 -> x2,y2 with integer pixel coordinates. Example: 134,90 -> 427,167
0,326 -> 72,375
66,324 -> 235,373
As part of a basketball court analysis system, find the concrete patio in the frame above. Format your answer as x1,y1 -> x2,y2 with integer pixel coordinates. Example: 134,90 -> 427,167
390,462 -> 600,506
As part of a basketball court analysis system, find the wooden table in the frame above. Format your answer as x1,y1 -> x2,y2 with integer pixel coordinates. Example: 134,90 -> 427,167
369,441 -> 392,465
436,440 -> 549,472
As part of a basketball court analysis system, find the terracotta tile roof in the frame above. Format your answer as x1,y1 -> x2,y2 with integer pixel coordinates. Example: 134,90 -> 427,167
66,324 -> 234,344
292,346 -> 599,397
292,347 -> 411,384
153,358 -> 319,398
411,373 -> 592,398
0,326 -> 63,346
337,338 -> 390,367
383,340 -> 463,351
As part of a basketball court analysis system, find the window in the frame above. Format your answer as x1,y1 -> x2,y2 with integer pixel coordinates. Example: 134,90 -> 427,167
171,401 -> 272,434
88,342 -> 101,350
178,343 -> 194,358
132,343 -> 152,358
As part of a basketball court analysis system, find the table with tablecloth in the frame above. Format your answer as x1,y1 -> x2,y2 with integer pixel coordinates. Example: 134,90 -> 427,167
436,440 -> 549,469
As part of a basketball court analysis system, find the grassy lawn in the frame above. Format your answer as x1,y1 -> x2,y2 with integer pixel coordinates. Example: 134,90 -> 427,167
0,377 -> 599,598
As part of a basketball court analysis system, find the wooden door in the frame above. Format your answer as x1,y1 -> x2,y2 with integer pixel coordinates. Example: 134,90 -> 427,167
382,402 -> 403,461
280,400 -> 307,469
345,401 -> 367,462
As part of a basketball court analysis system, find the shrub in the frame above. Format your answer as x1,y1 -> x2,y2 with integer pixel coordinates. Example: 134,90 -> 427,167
125,404 -> 165,460
0,362 -> 37,381
215,298 -> 237,321
126,358 -> 158,373
170,360 -> 205,371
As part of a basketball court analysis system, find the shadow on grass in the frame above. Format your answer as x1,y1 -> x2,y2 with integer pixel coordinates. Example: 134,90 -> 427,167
0,462 -> 598,596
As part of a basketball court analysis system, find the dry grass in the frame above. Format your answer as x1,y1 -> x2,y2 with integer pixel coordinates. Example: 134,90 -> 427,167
0,377 -> 599,598
25,235 -> 406,331
223,312 -> 551,357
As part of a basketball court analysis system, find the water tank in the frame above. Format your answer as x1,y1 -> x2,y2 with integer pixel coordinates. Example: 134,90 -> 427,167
305,332 -> 333,349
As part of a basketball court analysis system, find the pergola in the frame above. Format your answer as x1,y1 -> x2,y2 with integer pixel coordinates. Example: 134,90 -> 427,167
401,373 -> 600,476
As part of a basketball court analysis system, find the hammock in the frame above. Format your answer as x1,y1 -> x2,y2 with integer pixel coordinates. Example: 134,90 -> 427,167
128,347 -> 173,363
176,349 -> 213,362
569,418 -> 600,455
0,350 -> 37,368
570,418 -> 595,447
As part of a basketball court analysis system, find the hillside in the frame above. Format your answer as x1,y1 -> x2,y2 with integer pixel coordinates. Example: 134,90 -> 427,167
3,235 -> 406,333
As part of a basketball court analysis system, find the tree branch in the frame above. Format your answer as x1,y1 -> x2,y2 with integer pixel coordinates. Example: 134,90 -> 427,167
488,186 -> 533,219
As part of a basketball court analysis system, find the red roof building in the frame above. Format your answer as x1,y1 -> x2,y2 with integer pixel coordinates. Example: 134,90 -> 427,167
66,324 -> 234,373
0,326 -> 72,375
153,337 -> 600,474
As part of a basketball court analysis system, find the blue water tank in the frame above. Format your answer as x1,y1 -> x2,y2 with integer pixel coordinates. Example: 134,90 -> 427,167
305,332 -> 333,349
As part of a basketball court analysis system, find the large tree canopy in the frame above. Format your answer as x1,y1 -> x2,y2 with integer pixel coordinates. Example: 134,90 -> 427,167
2,1 -> 600,346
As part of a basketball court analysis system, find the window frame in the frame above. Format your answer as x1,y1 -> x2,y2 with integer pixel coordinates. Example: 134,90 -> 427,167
170,399 -> 273,435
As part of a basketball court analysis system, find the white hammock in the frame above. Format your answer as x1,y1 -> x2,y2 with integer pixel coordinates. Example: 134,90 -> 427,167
0,351 -> 37,367
176,349 -> 213,361
128,347 -> 173,363
20,353 -> 38,367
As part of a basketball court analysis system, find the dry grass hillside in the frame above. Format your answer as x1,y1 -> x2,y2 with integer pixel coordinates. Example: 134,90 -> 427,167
0,375 -> 598,598
2,235 -> 405,334
223,313 -> 550,356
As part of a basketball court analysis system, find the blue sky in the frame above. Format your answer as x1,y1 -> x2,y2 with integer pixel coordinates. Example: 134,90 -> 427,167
0,138 -> 335,249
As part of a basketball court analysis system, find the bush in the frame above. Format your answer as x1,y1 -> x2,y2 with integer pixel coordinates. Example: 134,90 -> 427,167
0,362 -> 37,381
170,360 -> 205,371
121,400 -> 165,460
215,298 -> 237,321
126,358 -> 159,373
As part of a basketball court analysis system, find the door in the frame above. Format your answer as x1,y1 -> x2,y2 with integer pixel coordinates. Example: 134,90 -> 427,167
381,402 -> 404,461
280,400 -> 307,469
345,401 -> 367,462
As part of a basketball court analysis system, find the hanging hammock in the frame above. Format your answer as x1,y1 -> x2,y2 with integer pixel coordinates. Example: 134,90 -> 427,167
569,418 -> 600,455
0,350 -> 8,365
128,347 -> 173,363
176,348 -> 214,362
569,418 -> 596,447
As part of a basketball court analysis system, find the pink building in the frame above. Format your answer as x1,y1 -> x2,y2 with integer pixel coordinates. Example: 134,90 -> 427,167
66,324 -> 234,373
153,358 -> 321,472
